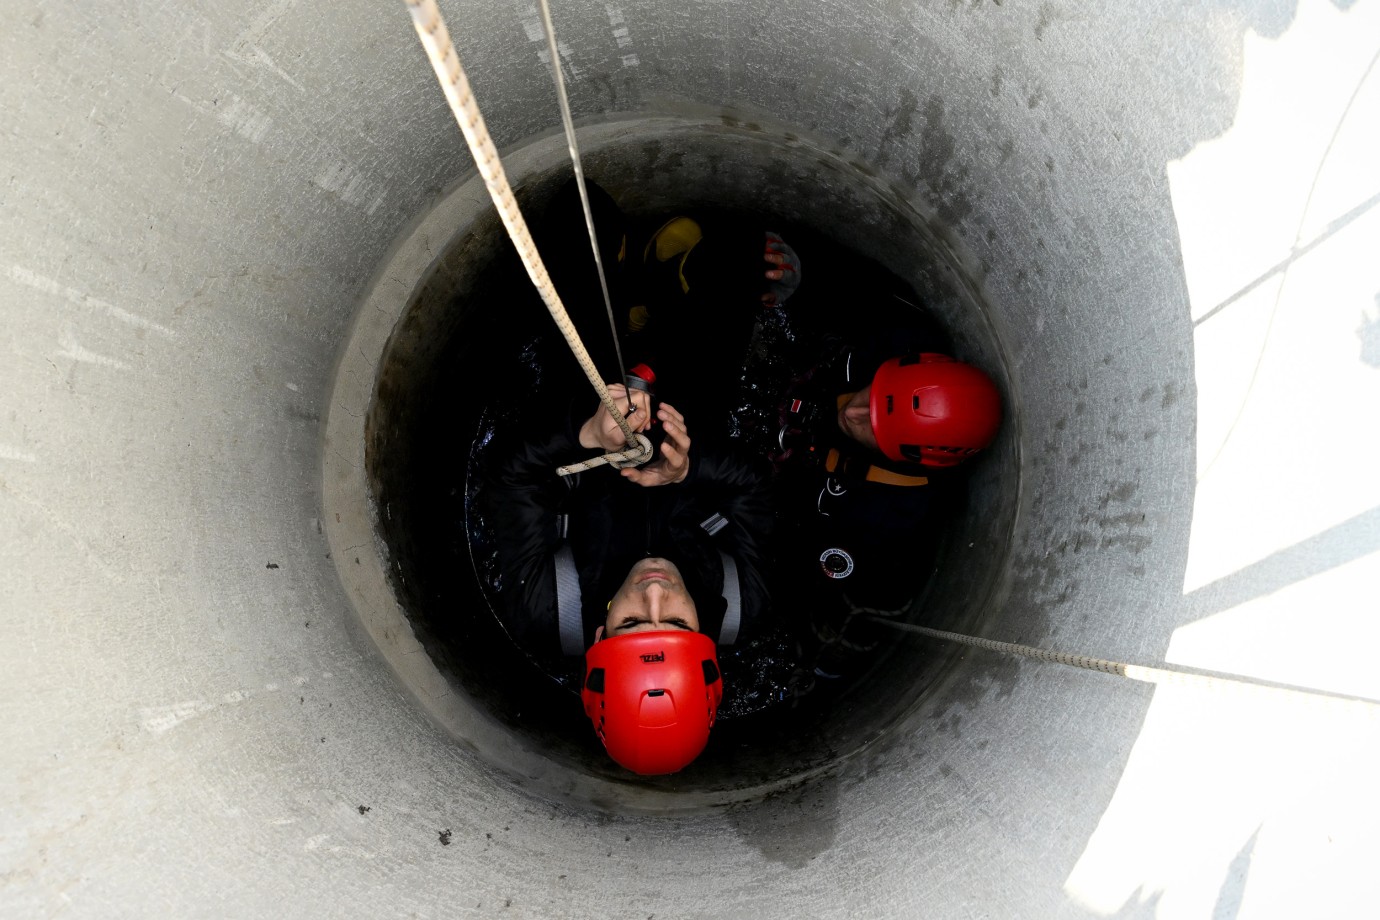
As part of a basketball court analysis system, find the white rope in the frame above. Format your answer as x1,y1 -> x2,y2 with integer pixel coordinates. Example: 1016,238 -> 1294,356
536,0 -> 625,381
403,0 -> 648,468
863,614 -> 1380,716
556,433 -> 652,476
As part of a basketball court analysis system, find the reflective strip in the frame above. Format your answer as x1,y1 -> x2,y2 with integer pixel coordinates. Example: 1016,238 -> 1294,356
863,467 -> 929,487
700,512 -> 728,536
553,545 -> 584,656
718,552 -> 741,646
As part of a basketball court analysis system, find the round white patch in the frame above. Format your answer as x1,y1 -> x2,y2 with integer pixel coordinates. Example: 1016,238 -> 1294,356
819,547 -> 855,579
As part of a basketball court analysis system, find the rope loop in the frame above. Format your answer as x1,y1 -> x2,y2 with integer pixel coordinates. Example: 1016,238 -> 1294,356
557,434 -> 653,477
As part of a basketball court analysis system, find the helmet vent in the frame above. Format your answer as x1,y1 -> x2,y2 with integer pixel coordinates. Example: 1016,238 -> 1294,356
904,444 -> 981,457
585,668 -> 606,693
646,689 -> 666,697
701,660 -> 721,684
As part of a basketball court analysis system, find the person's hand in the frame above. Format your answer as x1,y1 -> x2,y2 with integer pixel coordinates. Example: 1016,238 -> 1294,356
579,383 -> 652,452
761,231 -> 801,306
621,402 -> 691,487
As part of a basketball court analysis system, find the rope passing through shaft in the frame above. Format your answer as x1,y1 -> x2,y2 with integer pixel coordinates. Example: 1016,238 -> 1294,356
536,0 -> 626,382
402,0 -> 648,468
862,614 -> 1380,716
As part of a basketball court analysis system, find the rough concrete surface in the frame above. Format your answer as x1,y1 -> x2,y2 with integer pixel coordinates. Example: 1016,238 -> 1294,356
2,1 -> 1378,918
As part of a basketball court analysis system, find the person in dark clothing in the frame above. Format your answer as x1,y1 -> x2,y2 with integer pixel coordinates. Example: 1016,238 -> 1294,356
769,299 -> 1002,680
532,179 -> 800,437
630,216 -> 801,437
479,380 -> 773,771
532,178 -> 633,387
480,383 -> 772,777
773,327 -> 958,605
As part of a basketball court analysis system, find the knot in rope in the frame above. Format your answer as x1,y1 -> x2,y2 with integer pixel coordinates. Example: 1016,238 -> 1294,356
557,434 -> 653,477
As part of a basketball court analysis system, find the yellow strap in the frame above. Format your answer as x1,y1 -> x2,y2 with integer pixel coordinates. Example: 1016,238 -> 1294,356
824,448 -> 929,487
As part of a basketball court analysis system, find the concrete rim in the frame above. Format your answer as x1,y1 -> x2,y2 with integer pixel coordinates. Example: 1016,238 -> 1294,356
322,108 -> 1021,812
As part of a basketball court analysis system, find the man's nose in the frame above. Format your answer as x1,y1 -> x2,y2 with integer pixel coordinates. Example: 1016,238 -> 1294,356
642,581 -> 670,619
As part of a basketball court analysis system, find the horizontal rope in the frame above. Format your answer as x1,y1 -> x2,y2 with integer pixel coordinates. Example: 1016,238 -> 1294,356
864,614 -> 1380,717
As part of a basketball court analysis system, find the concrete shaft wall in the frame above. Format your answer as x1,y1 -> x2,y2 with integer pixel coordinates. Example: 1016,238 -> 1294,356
3,1 -> 1378,917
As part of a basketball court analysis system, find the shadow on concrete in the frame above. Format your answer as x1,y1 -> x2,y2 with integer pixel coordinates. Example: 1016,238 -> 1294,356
1182,505 -> 1380,623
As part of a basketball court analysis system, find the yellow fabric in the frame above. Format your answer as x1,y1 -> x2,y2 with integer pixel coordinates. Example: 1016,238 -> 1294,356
824,448 -> 930,487
647,216 -> 703,262
644,216 -> 703,295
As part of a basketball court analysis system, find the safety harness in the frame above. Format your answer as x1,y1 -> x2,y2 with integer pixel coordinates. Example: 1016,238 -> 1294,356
823,448 -> 930,487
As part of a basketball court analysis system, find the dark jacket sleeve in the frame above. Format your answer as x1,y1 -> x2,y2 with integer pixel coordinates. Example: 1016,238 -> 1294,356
478,402 -> 604,654
681,441 -> 775,636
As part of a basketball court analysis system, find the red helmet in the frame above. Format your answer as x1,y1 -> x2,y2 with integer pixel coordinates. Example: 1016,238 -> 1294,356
869,354 -> 1001,467
581,631 -> 724,775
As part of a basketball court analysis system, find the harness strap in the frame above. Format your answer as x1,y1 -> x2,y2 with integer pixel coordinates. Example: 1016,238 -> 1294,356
718,552 -> 742,646
824,448 -> 930,487
700,512 -> 729,536
553,544 -> 584,656
698,512 -> 742,646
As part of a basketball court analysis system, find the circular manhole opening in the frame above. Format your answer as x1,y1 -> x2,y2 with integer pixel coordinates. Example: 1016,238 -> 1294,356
330,114 -> 1019,810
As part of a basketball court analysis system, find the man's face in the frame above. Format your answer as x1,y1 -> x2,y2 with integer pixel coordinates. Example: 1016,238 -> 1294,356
837,386 -> 880,451
602,558 -> 700,638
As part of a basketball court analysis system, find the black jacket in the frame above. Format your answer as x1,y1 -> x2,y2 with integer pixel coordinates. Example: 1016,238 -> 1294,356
480,402 -> 773,659
773,328 -> 958,612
